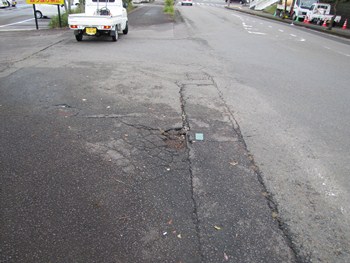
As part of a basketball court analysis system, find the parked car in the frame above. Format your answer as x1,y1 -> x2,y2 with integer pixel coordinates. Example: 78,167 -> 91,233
0,0 -> 10,8
34,2 -> 78,19
181,0 -> 192,5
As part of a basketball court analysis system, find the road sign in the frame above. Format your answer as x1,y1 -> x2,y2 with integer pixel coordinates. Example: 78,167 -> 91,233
26,0 -> 64,4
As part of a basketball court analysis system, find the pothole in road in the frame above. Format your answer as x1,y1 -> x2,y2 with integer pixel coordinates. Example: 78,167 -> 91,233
55,104 -> 72,108
53,104 -> 80,117
162,129 -> 187,150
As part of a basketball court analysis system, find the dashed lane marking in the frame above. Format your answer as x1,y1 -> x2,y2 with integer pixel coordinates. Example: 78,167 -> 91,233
247,31 -> 266,35
323,46 -> 350,57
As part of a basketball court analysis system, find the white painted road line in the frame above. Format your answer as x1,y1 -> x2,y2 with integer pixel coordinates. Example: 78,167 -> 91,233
247,31 -> 266,35
0,18 -> 34,28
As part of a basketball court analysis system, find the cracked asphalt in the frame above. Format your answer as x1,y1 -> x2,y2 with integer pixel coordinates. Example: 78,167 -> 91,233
1,3 -> 296,263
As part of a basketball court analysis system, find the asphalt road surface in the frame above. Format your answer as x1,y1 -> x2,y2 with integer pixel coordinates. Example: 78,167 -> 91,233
1,1 -> 350,262
177,4 -> 350,262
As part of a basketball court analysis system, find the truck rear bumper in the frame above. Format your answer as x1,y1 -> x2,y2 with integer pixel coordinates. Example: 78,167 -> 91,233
73,29 -> 115,37
74,30 -> 83,36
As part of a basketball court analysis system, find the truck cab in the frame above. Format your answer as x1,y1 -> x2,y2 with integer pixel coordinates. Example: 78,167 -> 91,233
84,0 -> 126,16
292,0 -> 318,20
306,3 -> 341,25
308,3 -> 331,15
276,0 -> 318,20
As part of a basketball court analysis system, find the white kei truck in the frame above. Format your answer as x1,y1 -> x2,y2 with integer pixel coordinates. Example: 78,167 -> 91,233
306,3 -> 341,25
275,0 -> 318,20
68,0 -> 128,42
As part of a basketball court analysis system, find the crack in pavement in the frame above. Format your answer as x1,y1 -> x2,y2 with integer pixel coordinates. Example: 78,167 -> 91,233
207,75 -> 304,263
178,78 -> 205,262
0,39 -> 66,77
178,82 -> 191,133
177,71 -> 299,262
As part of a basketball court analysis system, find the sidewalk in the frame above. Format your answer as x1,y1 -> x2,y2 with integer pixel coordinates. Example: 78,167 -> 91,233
226,3 -> 350,39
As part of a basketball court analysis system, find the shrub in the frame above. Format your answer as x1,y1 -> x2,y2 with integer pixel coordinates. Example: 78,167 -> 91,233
164,0 -> 174,15
49,6 -> 82,28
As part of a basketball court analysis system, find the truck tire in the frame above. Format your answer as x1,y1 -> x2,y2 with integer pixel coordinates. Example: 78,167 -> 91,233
75,33 -> 83,41
112,30 -> 118,42
123,22 -> 128,35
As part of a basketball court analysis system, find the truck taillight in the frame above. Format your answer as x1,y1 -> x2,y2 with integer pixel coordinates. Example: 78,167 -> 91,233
70,25 -> 78,29
103,26 -> 111,29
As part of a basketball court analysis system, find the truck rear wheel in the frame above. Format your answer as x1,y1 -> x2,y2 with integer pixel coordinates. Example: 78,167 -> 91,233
111,30 -> 118,42
75,33 -> 83,41
123,22 -> 128,35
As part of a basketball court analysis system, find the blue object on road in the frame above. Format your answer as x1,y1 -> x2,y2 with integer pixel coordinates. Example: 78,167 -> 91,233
195,133 -> 204,141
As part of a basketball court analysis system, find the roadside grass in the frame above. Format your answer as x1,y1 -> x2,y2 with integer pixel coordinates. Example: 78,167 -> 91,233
49,7 -> 82,28
263,3 -> 277,15
164,0 -> 174,16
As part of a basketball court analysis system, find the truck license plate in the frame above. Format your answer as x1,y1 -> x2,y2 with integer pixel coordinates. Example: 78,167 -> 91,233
86,27 -> 96,35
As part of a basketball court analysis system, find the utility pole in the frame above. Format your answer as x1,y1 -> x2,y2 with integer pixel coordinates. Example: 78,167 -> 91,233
328,0 -> 339,30
289,0 -> 296,19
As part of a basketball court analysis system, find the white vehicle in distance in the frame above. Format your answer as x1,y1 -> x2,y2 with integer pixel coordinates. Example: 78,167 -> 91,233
68,0 -> 128,42
34,0 -> 79,19
0,0 -> 10,8
181,0 -> 192,5
0,0 -> 15,7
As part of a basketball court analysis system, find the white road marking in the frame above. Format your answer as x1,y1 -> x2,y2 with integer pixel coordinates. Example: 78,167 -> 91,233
278,29 -> 284,32
248,31 -> 266,35
323,46 -> 350,57
242,22 -> 252,28
0,28 -> 36,31
338,52 -> 350,57
290,34 -> 297,37
0,18 -> 34,28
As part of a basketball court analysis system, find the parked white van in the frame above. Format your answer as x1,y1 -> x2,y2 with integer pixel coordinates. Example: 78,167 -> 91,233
34,1 -> 79,19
